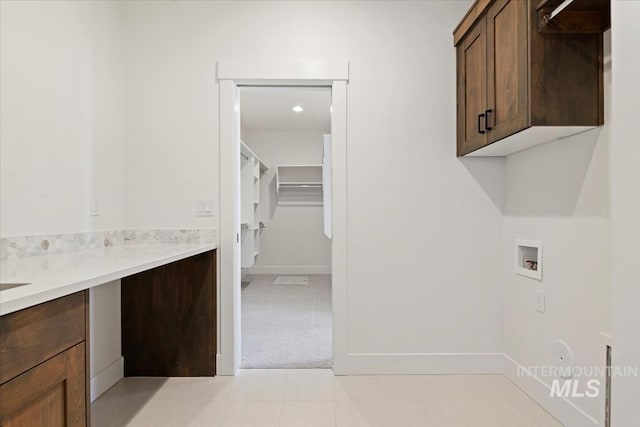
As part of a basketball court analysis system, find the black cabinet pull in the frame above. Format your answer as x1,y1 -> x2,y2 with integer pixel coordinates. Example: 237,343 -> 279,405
485,109 -> 493,130
478,113 -> 486,134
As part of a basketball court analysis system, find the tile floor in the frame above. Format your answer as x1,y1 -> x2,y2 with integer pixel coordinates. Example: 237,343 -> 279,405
91,369 -> 562,427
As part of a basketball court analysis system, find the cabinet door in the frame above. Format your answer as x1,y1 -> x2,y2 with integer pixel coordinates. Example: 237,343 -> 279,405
486,0 -> 529,143
0,343 -> 86,427
457,15 -> 487,156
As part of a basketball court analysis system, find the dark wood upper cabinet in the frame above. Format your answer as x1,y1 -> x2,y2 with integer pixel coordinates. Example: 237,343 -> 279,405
457,16 -> 488,155
486,0 -> 529,144
454,0 -> 608,156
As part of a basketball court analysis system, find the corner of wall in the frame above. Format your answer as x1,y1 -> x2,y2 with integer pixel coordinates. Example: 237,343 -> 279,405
90,356 -> 124,402
503,354 -> 599,426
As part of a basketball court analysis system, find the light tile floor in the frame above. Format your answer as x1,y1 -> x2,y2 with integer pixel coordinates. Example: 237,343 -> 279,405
91,369 -> 562,426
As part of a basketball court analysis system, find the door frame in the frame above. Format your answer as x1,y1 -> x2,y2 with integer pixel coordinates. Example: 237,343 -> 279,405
217,58 -> 349,375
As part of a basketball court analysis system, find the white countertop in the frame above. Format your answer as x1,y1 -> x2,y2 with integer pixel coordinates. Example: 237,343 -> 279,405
0,243 -> 217,316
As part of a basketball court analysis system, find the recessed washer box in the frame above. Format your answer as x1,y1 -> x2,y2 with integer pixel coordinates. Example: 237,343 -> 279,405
515,240 -> 542,280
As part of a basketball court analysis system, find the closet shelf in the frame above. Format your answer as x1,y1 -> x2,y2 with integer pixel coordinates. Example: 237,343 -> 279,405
241,141 -> 269,172
279,182 -> 322,187
241,140 -> 267,269
276,165 -> 323,193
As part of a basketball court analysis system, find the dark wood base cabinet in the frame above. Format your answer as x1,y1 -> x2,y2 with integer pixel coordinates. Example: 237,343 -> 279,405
0,250 -> 217,426
121,250 -> 217,377
0,292 -> 89,427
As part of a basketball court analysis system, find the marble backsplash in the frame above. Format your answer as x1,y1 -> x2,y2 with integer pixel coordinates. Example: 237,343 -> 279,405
0,229 -> 217,261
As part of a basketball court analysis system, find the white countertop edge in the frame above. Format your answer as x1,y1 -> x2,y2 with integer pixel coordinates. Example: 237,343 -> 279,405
0,243 -> 217,316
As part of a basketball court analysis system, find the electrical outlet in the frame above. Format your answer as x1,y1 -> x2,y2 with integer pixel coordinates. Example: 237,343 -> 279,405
196,199 -> 214,217
90,195 -> 100,216
536,290 -> 546,314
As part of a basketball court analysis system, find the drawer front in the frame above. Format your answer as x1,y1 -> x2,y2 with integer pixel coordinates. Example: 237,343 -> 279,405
0,291 -> 86,384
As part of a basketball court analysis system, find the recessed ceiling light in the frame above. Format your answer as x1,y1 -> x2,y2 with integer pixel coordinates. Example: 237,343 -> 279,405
292,105 -> 303,113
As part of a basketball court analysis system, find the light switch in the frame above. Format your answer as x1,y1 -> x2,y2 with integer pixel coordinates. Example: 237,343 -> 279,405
90,195 -> 100,216
196,199 -> 214,217
536,290 -> 546,314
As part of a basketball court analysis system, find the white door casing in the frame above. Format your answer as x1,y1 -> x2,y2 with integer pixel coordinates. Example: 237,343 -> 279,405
217,59 -> 349,375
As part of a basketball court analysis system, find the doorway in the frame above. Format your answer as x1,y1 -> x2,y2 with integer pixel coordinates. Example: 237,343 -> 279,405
217,59 -> 348,375
239,87 -> 332,368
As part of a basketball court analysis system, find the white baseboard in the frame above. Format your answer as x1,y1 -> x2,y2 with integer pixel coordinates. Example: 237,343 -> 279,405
246,266 -> 331,275
503,354 -> 598,426
90,356 -> 124,402
216,353 -> 229,375
346,352 -> 505,375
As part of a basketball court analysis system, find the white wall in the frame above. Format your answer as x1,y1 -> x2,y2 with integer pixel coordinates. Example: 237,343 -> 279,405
123,0 -> 505,365
1,1 -> 126,235
4,1 -> 636,422
610,2 -> 640,425
242,130 -> 331,274
5,2 -> 638,423
0,0 -> 125,399
502,32 -> 612,425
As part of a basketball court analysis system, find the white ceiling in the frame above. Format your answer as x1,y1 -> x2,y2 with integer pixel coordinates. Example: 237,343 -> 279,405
240,86 -> 331,132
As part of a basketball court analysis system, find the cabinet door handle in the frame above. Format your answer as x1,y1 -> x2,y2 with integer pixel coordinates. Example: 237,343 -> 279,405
485,109 -> 493,130
478,113 -> 486,134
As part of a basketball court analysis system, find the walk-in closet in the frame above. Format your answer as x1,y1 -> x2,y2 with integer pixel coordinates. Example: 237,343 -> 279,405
239,87 -> 333,369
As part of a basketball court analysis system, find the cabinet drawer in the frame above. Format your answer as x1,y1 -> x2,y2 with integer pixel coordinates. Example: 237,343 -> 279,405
0,291 -> 86,384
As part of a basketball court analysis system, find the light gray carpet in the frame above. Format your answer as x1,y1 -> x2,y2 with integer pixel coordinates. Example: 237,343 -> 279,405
241,274 -> 332,369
